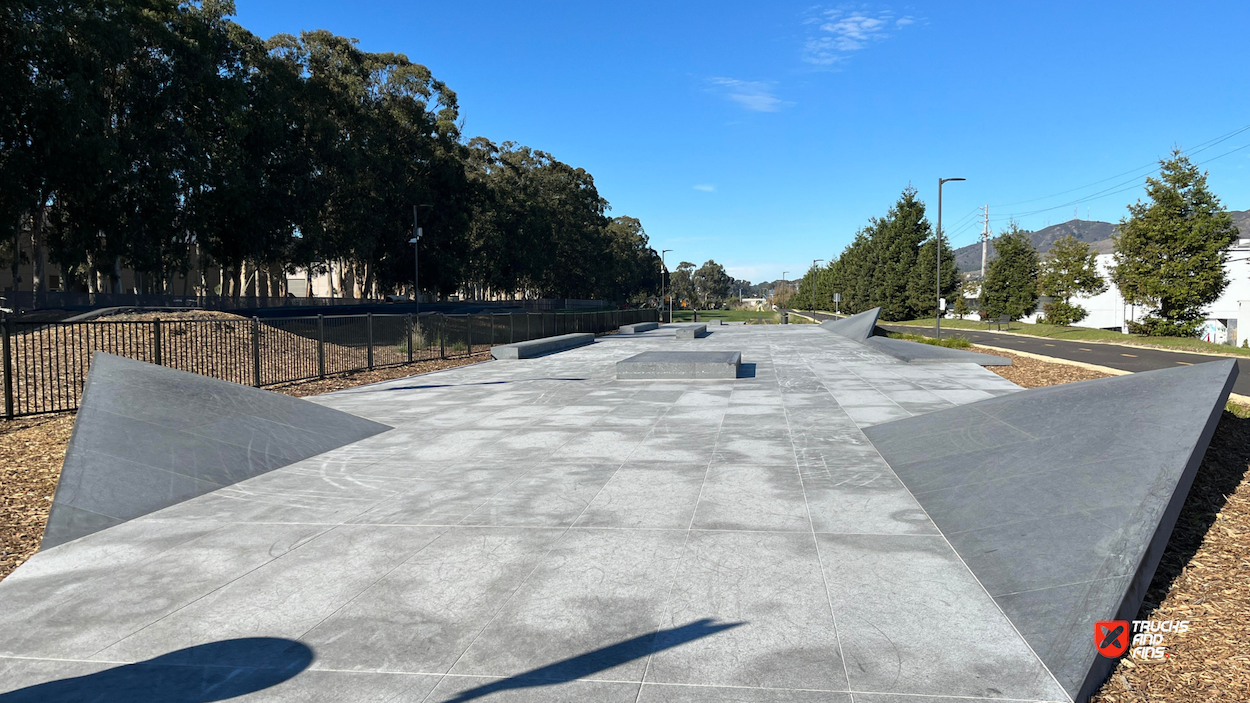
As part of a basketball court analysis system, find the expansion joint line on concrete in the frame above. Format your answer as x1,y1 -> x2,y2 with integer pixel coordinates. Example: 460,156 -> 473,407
632,382 -> 735,703
787,339 -> 1066,701
848,403 -> 1067,700
779,351 -> 854,698
431,391 -> 680,703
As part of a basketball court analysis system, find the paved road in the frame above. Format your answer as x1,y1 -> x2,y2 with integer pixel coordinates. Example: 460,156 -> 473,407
787,309 -> 1250,396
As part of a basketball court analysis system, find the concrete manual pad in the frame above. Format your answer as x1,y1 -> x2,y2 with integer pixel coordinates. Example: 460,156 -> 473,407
617,351 -> 740,379
491,332 -> 594,359
620,322 -> 659,334
864,360 -> 1236,702
40,353 -> 390,550
675,324 -> 708,340
3,325 -> 1082,702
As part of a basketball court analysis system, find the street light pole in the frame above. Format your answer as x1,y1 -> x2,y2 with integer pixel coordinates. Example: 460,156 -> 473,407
410,204 -> 432,314
936,177 -> 965,339
811,259 -> 824,318
661,249 -> 672,323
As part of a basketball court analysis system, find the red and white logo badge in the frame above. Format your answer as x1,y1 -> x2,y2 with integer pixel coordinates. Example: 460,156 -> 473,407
1096,620 -> 1129,658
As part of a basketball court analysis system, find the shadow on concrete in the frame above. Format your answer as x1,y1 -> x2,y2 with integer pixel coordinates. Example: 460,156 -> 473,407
0,638 -> 314,702
737,363 -> 756,378
440,618 -> 743,702
374,378 -> 587,392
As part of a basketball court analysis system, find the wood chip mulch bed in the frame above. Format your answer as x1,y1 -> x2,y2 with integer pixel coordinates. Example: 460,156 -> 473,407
0,352 -> 488,581
980,347 -> 1250,702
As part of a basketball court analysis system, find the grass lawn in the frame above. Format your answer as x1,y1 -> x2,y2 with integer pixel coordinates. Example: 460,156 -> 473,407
890,317 -> 1250,357
887,331 -> 972,348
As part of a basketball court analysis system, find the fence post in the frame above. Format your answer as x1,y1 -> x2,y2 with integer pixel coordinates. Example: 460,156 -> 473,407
251,316 -> 262,387
407,313 -> 414,363
317,314 -> 326,378
2,317 -> 13,419
439,314 -> 445,359
367,313 -> 374,370
510,313 -> 515,344
152,318 -> 162,366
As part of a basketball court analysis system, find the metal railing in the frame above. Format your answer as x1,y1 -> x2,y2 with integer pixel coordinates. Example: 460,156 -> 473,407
1,308 -> 659,418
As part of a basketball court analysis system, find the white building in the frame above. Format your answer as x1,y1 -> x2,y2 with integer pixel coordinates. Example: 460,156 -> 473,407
1019,239 -> 1250,344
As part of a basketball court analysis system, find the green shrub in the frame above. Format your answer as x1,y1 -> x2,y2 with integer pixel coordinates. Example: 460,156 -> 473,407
1040,300 -> 1088,326
888,332 -> 971,348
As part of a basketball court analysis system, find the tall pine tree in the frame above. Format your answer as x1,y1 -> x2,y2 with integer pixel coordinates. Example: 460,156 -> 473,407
870,186 -> 931,321
1112,150 -> 1238,337
980,222 -> 1039,320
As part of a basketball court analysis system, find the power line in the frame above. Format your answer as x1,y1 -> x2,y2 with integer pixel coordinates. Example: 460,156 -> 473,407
993,139 -> 1250,221
989,122 -> 1250,210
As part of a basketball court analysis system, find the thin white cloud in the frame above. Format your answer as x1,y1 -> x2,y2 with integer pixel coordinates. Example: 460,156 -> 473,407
708,77 -> 789,112
803,7 -> 917,66
693,184 -> 716,192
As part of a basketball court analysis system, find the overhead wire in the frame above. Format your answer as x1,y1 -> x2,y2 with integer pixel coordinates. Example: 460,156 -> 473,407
989,122 -> 1250,209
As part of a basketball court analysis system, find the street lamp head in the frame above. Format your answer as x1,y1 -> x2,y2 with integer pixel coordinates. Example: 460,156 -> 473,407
939,177 -> 967,185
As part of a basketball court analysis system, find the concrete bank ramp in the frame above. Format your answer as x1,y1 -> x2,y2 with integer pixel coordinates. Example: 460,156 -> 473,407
863,360 -> 1237,702
820,307 -> 880,341
42,353 -> 391,550
820,306 -> 1007,366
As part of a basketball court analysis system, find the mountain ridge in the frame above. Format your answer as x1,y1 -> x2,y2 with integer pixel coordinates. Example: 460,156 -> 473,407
953,209 -> 1250,276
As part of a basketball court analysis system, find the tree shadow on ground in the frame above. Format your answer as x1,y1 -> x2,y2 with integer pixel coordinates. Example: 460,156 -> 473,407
1138,407 -> 1250,616
440,618 -> 744,702
0,638 -> 313,702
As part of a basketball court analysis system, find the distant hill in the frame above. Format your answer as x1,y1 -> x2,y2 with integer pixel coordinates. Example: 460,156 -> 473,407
953,210 -> 1249,277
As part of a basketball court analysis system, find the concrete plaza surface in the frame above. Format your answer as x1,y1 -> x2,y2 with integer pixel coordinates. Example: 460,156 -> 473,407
0,324 -> 1077,702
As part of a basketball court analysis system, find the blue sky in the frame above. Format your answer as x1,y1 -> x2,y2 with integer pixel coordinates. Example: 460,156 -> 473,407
235,1 -> 1250,283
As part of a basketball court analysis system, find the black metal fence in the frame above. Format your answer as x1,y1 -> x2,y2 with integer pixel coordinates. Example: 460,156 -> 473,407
1,308 -> 659,418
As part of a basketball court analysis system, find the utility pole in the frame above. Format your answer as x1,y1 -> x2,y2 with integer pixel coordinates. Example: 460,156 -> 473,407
980,204 -> 990,279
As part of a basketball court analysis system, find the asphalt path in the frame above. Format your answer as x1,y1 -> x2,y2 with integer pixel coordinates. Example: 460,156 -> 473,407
786,309 -> 1250,397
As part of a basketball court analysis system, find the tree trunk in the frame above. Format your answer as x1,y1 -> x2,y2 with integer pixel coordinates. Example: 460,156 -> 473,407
112,257 -> 123,294
268,263 -> 283,298
362,260 -> 375,301
10,219 -> 20,292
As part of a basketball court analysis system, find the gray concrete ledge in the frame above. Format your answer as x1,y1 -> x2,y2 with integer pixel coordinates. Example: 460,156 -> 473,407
619,322 -> 659,334
617,350 -> 741,379
490,332 -> 594,359
676,324 -> 709,340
